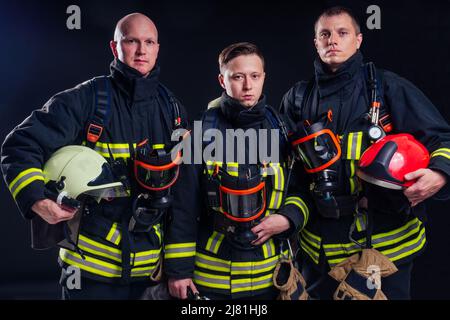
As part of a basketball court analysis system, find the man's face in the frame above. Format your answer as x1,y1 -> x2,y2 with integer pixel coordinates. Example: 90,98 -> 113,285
314,13 -> 362,71
218,54 -> 265,108
110,18 -> 160,77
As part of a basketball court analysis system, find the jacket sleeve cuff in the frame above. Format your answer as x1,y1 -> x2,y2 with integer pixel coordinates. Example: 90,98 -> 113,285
428,153 -> 450,201
163,256 -> 195,280
14,179 -> 46,220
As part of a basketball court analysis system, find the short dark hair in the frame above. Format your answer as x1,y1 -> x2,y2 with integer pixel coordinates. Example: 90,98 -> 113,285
218,42 -> 265,72
314,6 -> 361,35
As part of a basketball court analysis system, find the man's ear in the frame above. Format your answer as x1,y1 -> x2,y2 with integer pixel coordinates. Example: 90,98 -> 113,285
218,74 -> 226,90
110,40 -> 118,58
356,33 -> 363,49
314,37 -> 318,51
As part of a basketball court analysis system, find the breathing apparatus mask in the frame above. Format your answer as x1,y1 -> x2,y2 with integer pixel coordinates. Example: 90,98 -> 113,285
290,111 -> 346,219
207,164 -> 267,250
130,139 -> 183,232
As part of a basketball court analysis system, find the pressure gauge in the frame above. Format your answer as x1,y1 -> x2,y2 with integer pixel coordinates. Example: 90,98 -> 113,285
368,125 -> 385,141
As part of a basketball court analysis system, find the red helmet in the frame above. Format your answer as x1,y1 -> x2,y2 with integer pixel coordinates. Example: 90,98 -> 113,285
357,134 -> 429,190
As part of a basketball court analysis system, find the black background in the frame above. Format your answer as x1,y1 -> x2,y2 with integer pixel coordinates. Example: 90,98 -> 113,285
0,0 -> 449,299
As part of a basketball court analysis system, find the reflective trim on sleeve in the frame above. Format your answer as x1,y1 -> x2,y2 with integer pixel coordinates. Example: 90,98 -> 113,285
431,148 -> 450,160
9,168 -> 45,199
285,196 -> 310,228
164,242 -> 196,259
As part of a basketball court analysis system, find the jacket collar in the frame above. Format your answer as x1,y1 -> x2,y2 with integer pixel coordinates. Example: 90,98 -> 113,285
314,51 -> 364,97
220,92 -> 267,129
110,59 -> 160,102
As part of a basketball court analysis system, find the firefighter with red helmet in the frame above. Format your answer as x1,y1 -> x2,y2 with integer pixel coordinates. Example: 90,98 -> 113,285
281,6 -> 449,299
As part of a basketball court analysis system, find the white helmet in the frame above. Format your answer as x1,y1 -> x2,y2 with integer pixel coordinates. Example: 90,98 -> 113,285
43,145 -> 128,202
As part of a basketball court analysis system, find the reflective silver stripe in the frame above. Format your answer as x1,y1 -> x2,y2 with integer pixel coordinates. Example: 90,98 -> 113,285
300,229 -> 321,249
431,148 -> 450,159
231,258 -> 278,274
93,143 -> 130,155
383,228 -> 426,261
194,272 -> 230,286
356,213 -> 366,232
77,237 -> 121,261
285,196 -> 309,227
196,254 -> 230,271
231,276 -> 272,289
346,132 -> 363,160
268,164 -> 283,210
60,249 -> 121,277
164,242 -> 196,259
10,170 -> 44,197
324,219 -> 422,254
134,252 -> 160,264
106,223 -> 121,245
131,267 -> 156,277
206,232 -> 224,254
261,240 -> 275,259
226,165 -> 238,174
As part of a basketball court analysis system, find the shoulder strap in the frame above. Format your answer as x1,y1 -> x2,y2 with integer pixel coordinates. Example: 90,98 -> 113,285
265,105 -> 289,146
363,62 -> 393,132
86,76 -> 111,148
202,107 -> 221,134
156,83 -> 182,131
282,78 -> 315,125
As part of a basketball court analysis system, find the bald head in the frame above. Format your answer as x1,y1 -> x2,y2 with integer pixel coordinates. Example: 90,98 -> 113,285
114,13 -> 158,42
110,13 -> 160,77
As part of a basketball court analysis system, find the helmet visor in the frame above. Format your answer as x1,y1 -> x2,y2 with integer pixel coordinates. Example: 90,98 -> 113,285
219,181 -> 266,222
291,129 -> 341,173
134,159 -> 180,191
84,184 -> 129,198
86,163 -> 129,198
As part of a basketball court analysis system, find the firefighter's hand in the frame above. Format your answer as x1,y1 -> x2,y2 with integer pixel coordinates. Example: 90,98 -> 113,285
251,214 -> 290,246
168,278 -> 198,300
31,199 -> 77,224
404,169 -> 447,207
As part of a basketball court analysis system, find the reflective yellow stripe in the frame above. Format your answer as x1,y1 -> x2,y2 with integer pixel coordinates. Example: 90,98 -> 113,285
60,248 -> 121,278
231,273 -> 273,293
194,270 -> 230,289
195,252 -> 231,273
153,224 -> 162,244
385,229 -> 427,262
231,251 -> 282,275
60,248 -> 158,278
77,234 -> 121,263
105,223 -> 121,245
9,168 -> 44,199
349,160 -> 356,194
205,231 -> 224,255
328,228 -> 427,267
346,132 -> 364,160
226,162 -> 238,177
302,228 -> 321,243
262,239 -> 276,259
268,163 -> 284,210
152,144 -> 164,149
206,161 -> 223,175
431,148 -> 450,160
324,218 -> 422,258
164,242 -> 196,259
300,241 -> 320,264
285,196 -> 309,228
82,142 -> 137,158
133,248 -> 161,266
